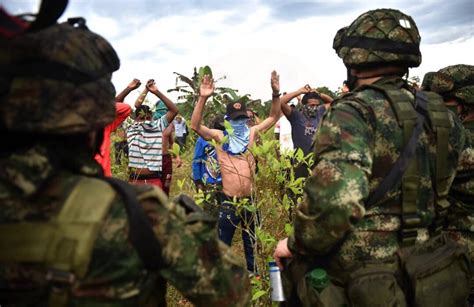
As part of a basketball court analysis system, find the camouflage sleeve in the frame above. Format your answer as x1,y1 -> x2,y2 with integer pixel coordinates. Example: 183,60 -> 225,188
288,98 -> 373,256
449,128 -> 474,231
138,187 -> 251,306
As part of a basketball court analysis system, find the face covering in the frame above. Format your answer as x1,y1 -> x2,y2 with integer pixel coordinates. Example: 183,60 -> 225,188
153,109 -> 167,120
298,104 -> 319,118
153,100 -> 168,120
225,118 -> 250,154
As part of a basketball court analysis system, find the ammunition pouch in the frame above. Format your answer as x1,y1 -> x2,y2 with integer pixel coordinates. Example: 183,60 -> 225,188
283,234 -> 470,306
398,233 -> 470,306
346,259 -> 406,307
296,275 -> 346,307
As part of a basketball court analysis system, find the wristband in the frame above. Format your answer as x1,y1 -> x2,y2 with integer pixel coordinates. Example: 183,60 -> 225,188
272,92 -> 281,98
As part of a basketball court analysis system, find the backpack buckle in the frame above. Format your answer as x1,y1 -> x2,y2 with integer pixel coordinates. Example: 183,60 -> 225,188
402,213 -> 422,228
46,268 -> 75,287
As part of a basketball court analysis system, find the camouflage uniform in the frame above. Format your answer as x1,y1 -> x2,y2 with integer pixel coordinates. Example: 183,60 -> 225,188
422,65 -> 474,293
0,13 -> 249,307
422,64 -> 474,136
285,9 -> 474,306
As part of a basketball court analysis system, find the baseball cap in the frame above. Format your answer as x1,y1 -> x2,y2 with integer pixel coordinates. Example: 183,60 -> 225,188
226,101 -> 248,120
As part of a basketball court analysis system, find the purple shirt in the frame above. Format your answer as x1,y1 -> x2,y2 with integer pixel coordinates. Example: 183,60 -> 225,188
287,106 -> 326,155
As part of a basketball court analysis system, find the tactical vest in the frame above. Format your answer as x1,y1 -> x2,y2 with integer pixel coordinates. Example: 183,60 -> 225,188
360,83 -> 452,243
0,176 -> 167,306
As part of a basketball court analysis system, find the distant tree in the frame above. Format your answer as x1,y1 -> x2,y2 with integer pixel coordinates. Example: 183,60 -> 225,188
315,86 -> 336,99
167,66 -> 246,123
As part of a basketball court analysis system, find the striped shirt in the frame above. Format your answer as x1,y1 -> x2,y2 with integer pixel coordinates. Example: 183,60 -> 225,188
127,116 -> 169,171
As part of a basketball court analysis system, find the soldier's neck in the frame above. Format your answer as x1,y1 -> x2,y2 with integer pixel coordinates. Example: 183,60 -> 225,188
352,66 -> 406,87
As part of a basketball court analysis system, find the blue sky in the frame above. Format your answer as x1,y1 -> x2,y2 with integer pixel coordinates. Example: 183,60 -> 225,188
4,0 -> 474,104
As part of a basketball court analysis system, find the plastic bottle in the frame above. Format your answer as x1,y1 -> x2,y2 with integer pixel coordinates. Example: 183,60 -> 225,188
268,261 -> 285,301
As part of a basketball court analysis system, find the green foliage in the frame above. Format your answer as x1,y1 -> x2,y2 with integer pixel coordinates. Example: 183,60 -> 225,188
110,68 -> 339,305
167,66 -> 255,123
316,86 -> 336,99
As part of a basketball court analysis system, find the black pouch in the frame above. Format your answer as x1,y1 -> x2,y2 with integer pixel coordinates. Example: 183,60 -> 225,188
398,233 -> 470,307
347,260 -> 407,307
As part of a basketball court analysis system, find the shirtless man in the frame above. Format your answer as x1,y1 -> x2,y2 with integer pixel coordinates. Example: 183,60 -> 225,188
191,71 -> 281,272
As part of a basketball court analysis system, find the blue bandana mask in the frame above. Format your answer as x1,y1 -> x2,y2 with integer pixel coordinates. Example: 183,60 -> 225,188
153,100 -> 168,120
225,118 -> 250,154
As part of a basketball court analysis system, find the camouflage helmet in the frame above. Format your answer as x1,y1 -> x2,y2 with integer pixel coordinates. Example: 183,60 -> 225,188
421,71 -> 454,93
0,18 -> 120,134
334,9 -> 421,68
422,65 -> 474,105
438,64 -> 474,105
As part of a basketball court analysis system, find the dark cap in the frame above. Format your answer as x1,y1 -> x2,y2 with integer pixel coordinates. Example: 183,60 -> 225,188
226,101 -> 248,120
135,105 -> 151,118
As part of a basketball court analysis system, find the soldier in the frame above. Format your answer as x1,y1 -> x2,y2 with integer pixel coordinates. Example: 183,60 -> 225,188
422,64 -> 474,303
273,8 -> 474,306
0,6 -> 250,307
422,65 -> 474,136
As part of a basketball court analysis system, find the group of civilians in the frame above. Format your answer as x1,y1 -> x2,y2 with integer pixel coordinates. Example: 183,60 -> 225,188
96,75 -> 334,274
94,78 -> 184,196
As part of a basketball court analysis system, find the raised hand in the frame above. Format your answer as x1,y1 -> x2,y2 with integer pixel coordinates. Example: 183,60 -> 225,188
299,84 -> 311,94
200,74 -> 215,98
146,79 -> 158,92
127,78 -> 141,90
271,70 -> 280,94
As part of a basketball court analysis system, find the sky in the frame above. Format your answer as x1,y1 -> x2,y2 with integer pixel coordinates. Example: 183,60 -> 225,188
4,0 -> 474,105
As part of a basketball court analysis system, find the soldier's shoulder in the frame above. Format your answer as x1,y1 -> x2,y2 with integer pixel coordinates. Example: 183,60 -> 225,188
332,87 -> 386,110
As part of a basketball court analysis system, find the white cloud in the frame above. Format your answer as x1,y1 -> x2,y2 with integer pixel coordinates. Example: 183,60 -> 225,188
86,14 -> 120,39
7,1 -> 471,107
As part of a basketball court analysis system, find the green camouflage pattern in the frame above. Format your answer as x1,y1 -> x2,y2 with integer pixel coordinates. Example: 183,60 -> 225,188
0,144 -> 251,306
287,76 -> 474,267
422,65 -> 474,105
440,65 -> 474,105
421,71 -> 454,93
332,26 -> 347,54
0,21 -> 119,134
336,9 -> 421,68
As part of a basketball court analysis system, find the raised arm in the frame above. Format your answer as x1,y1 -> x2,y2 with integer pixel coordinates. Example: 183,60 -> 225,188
115,78 -> 141,102
253,70 -> 281,133
280,85 -> 311,117
190,75 -> 222,142
319,92 -> 334,105
134,80 -> 149,108
146,79 -> 179,124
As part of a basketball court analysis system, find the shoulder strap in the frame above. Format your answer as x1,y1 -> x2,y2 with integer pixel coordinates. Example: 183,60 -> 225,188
366,89 -> 424,209
361,86 -> 428,246
102,177 -> 163,270
0,177 -> 115,306
425,92 -> 452,235
0,177 -> 115,276
363,87 -> 452,244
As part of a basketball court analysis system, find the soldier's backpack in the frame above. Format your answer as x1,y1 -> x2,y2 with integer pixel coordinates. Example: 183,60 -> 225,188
0,176 -> 179,306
